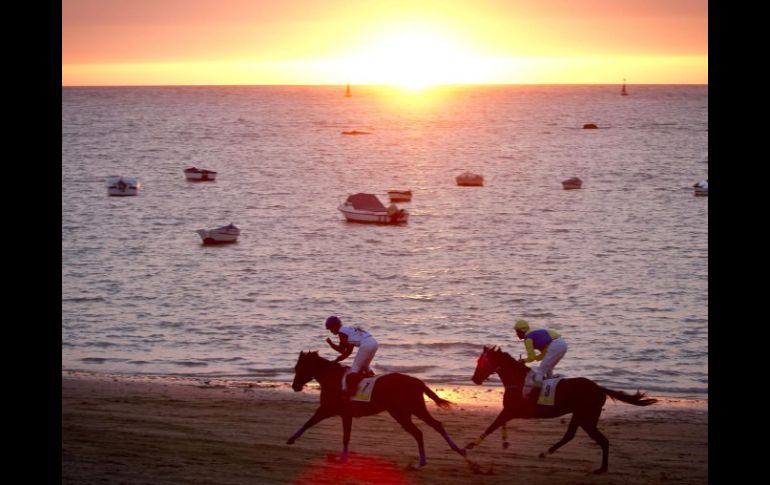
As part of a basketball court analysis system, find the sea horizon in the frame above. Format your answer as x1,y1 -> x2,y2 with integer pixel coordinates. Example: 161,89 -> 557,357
62,82 -> 708,88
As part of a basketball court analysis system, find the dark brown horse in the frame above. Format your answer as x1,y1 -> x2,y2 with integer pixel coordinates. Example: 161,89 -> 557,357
287,351 -> 466,467
466,346 -> 657,474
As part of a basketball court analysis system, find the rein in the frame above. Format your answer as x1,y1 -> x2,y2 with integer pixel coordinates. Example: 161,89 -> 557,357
482,350 -> 528,389
301,354 -> 343,386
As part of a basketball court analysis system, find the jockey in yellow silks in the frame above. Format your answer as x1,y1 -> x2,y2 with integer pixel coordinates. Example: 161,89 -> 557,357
514,319 -> 568,398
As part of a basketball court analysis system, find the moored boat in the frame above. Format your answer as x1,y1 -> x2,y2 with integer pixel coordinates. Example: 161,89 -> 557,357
387,190 -> 412,202
561,177 -> 583,190
456,172 -> 484,186
196,223 -> 240,244
338,193 -> 408,224
184,167 -> 218,181
693,179 -> 708,196
106,176 -> 140,196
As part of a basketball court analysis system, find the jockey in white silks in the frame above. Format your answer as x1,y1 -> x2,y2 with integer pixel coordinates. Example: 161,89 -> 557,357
325,315 -> 379,397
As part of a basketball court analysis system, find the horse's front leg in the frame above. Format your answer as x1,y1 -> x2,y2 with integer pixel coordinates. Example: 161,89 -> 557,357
465,407 -> 515,450
287,406 -> 335,444
340,412 -> 352,462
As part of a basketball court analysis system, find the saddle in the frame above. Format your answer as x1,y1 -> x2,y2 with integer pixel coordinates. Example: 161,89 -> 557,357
523,375 -> 564,406
341,367 -> 379,401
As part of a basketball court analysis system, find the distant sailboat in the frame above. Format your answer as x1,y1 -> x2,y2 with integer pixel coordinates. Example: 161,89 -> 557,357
621,78 -> 628,96
344,84 -> 352,97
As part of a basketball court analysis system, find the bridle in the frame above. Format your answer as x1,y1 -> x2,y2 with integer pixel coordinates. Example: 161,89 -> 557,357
478,349 -> 527,390
478,352 -> 501,377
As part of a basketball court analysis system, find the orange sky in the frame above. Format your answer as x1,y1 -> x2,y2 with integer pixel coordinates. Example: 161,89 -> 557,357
62,0 -> 708,86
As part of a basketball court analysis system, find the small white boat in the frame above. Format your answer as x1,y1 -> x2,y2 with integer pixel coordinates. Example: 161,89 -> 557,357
693,179 -> 708,196
561,177 -> 583,190
338,193 -> 408,224
184,167 -> 217,181
387,190 -> 412,202
106,176 -> 140,196
196,223 -> 240,244
456,172 -> 484,186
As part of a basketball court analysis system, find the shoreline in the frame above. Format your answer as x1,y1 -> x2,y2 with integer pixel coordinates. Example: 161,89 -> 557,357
62,369 -> 708,412
63,371 -> 707,484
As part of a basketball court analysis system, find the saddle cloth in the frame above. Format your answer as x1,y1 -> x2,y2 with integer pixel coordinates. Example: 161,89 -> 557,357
536,377 -> 564,406
341,368 -> 385,402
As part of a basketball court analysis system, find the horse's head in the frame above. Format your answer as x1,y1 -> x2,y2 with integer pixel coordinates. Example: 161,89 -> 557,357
472,345 -> 530,385
472,346 -> 503,384
292,351 -> 320,392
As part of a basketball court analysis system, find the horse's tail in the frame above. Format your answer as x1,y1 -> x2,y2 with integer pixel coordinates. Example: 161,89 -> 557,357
600,386 -> 658,406
422,383 -> 452,409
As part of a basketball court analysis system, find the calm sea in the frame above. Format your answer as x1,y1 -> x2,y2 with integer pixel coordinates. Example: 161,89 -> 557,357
62,85 -> 708,398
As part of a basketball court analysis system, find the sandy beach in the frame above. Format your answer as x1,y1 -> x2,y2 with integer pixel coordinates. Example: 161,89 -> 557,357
62,372 -> 707,484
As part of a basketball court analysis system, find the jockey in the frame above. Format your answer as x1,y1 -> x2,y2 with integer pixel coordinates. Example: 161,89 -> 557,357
325,315 -> 379,398
514,319 -> 568,398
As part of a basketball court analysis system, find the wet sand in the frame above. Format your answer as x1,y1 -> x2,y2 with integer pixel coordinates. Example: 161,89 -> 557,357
62,372 -> 707,484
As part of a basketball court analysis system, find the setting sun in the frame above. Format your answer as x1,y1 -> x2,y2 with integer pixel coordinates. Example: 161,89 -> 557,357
335,25 -> 494,90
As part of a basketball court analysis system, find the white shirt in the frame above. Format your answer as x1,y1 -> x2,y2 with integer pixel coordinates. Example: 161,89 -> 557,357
339,326 -> 372,346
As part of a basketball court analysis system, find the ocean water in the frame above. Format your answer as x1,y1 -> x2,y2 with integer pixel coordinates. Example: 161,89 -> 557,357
62,85 -> 708,398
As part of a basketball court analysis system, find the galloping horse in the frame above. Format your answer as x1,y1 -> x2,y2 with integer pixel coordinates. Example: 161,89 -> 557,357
287,351 -> 466,467
466,346 -> 657,474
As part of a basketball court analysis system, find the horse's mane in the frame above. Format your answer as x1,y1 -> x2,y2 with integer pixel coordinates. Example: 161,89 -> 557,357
489,346 -> 529,371
492,347 -> 516,364
301,351 -> 341,368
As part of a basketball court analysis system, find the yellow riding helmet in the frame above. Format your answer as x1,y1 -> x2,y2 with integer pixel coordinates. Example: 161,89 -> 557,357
514,319 -> 530,331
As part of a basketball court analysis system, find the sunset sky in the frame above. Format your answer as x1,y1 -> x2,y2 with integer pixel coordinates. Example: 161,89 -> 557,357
62,0 -> 708,87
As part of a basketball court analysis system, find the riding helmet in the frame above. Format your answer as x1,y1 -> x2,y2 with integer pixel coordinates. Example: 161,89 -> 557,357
325,315 -> 341,329
514,319 -> 530,331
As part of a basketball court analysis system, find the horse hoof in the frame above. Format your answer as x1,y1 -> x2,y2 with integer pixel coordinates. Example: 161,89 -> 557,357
593,468 -> 607,475
324,453 -> 348,464
465,459 -> 484,475
539,452 -> 546,459
286,438 -> 295,445
502,442 -> 509,449
458,449 -> 467,457
465,443 -> 476,450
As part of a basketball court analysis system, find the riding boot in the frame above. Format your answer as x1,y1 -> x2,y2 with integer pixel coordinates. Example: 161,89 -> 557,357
522,384 -> 538,400
345,372 -> 363,399
523,373 -> 543,399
